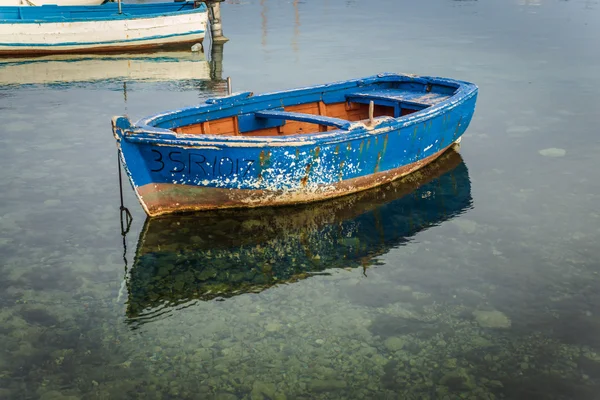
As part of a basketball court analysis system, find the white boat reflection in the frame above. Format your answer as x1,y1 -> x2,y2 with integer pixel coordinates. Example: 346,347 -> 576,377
0,51 -> 212,85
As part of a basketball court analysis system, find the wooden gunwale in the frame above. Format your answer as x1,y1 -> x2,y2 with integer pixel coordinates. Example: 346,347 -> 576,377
122,74 -> 478,147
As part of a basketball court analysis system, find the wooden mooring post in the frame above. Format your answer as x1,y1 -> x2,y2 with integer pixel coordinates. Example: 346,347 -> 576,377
203,0 -> 229,43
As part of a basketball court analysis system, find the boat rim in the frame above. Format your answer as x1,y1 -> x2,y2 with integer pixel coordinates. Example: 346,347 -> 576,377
0,1 -> 206,24
115,73 -> 478,147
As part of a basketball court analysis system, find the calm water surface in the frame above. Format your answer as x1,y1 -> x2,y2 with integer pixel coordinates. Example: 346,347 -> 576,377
1,0 -> 600,399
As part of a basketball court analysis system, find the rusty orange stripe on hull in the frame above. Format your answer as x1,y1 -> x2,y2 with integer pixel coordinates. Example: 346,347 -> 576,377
136,144 -> 458,217
0,39 -> 203,57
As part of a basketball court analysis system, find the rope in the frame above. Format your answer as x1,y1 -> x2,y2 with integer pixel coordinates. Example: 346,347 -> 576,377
117,148 -> 133,269
116,148 -> 133,304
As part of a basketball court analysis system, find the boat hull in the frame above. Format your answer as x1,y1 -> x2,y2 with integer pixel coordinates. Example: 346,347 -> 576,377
130,144 -> 458,216
0,3 -> 206,55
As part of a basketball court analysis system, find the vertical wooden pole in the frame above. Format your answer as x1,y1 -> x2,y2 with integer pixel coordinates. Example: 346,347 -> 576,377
205,0 -> 229,43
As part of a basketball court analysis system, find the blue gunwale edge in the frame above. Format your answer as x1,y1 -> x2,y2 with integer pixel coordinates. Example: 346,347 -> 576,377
0,29 -> 205,47
0,1 -> 205,24
121,73 -> 478,147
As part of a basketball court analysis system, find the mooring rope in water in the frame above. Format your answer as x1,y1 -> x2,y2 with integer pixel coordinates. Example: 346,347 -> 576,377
117,151 -> 132,221
117,149 -> 132,264
117,148 -> 133,303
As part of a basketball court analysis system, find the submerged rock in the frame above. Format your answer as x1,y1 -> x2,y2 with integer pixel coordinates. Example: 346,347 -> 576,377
308,380 -> 347,392
215,393 -> 238,400
452,219 -> 478,234
43,199 -> 61,207
265,322 -> 282,332
472,310 -> 511,329
251,381 -> 277,400
39,390 -> 79,400
384,336 -> 407,352
439,368 -> 476,391
506,125 -> 532,137
539,148 -> 566,157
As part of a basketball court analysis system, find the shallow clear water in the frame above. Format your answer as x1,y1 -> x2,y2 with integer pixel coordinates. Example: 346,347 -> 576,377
1,0 -> 600,399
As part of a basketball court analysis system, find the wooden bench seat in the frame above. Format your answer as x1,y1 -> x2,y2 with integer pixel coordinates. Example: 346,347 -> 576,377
345,89 -> 450,117
254,109 -> 353,130
346,89 -> 450,106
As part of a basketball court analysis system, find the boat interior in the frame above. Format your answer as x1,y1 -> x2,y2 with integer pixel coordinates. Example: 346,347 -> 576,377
173,80 -> 459,137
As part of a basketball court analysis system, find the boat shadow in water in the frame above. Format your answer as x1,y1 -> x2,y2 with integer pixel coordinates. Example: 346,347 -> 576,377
124,147 -> 473,327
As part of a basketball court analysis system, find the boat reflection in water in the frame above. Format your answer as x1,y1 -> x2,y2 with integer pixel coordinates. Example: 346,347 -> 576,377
0,48 -> 223,86
125,147 -> 473,325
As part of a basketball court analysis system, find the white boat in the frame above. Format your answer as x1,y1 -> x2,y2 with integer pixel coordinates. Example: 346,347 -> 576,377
0,1 -> 207,55
0,52 -> 212,85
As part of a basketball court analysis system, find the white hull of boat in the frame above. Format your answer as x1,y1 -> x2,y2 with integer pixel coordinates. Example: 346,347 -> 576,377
0,10 -> 207,55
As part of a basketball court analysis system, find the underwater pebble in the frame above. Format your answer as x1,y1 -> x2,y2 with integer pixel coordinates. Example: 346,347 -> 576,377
452,219 -> 478,234
39,390 -> 80,400
43,199 -> 61,207
472,310 -> 511,329
488,380 -> 504,388
384,336 -> 407,352
372,354 -> 388,366
412,292 -> 431,300
539,148 -> 566,157
265,322 -> 282,332
506,126 -> 532,137
215,393 -> 238,400
584,351 -> 600,362
439,368 -> 476,390
251,381 -> 277,400
5,121 -> 36,132
194,348 -> 212,359
308,380 -> 347,392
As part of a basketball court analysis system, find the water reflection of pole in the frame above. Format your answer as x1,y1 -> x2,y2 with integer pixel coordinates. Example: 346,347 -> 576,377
261,0 -> 267,48
292,0 -> 300,54
210,42 -> 224,82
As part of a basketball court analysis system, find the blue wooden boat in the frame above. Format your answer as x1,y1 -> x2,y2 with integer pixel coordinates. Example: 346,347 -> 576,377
112,73 -> 478,216
0,1 -> 207,55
